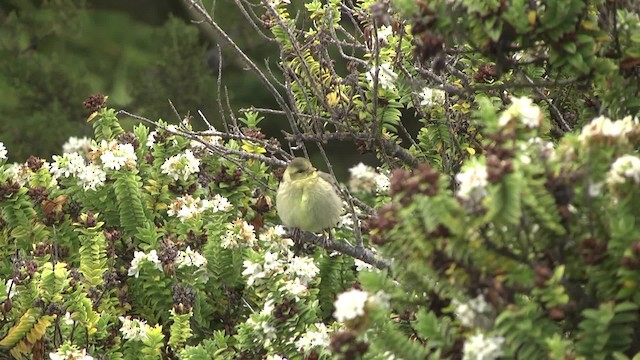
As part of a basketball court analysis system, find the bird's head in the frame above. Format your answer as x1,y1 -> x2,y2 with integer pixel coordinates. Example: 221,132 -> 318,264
284,157 -> 317,181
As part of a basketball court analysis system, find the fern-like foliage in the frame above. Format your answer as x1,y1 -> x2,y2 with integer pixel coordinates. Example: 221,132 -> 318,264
495,298 -> 560,359
77,226 -> 108,288
113,171 -> 149,239
141,324 -> 165,359
91,108 -> 125,142
0,308 -> 54,358
575,302 -> 638,359
168,309 -> 193,351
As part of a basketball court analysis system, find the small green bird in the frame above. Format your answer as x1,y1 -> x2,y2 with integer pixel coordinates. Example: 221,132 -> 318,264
276,157 -> 343,233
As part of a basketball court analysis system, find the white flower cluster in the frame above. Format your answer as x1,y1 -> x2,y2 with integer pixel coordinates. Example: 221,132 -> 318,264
146,131 -> 157,148
462,332 -> 505,360
286,256 -> 320,285
49,344 -> 93,360
498,97 -> 543,129
50,153 -> 87,178
258,225 -> 293,251
366,63 -> 398,91
127,250 -> 162,278
579,115 -> 638,144
453,294 -> 492,329
607,155 -> 640,186
456,161 -> 489,203
221,218 -> 257,249
77,164 -> 107,191
348,163 -> 390,193
333,288 -> 369,322
267,0 -> 290,8
354,258 -> 373,272
174,246 -> 207,268
167,194 -> 232,222
242,250 -> 320,292
296,323 -> 330,352
376,25 -> 393,41
266,355 -> 288,360
96,140 -> 137,171
50,153 -> 106,191
245,316 -> 277,347
161,150 -> 200,181
119,316 -> 150,341
62,136 -> 92,156
190,134 -> 222,153
6,163 -> 33,186
279,277 -> 308,298
242,259 -> 268,287
418,87 -> 446,107
0,142 -> 7,160
527,137 -> 556,161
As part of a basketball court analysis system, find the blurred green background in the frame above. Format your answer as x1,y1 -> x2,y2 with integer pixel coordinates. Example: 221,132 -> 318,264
0,0 -> 376,178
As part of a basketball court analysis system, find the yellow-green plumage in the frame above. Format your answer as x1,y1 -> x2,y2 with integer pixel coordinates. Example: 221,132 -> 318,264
276,158 -> 343,232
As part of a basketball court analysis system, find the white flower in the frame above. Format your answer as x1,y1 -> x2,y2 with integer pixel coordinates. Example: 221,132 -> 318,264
286,256 -> 319,285
161,150 -> 200,181
242,260 -> 266,287
168,195 -> 209,222
76,164 -> 106,191
261,299 -> 276,316
375,171 -> 391,193
366,63 -> 398,91
0,142 -> 7,160
220,219 -> 256,249
50,153 -> 86,179
146,131 -> 157,148
369,290 -> 390,308
354,259 -> 373,272
588,181 -> 604,197
49,345 -> 93,360
349,163 -> 377,193
264,251 -> 284,273
339,213 -> 355,228
6,163 -> 30,186
128,250 -> 163,277
246,318 -> 277,346
456,161 -> 489,203
376,25 -> 393,41
607,155 -> 640,185
266,355 -> 288,360
579,115 -> 638,144
62,137 -> 92,155
97,141 -> 137,171
119,316 -> 150,341
462,333 -> 505,360
175,247 -> 207,268
296,323 -> 330,352
211,194 -> 233,212
498,97 -> 542,129
349,163 -> 389,194
280,278 -> 308,298
5,278 -> 17,299
418,87 -> 446,107
267,0 -> 290,8
527,137 -> 556,161
63,312 -> 74,325
333,289 -> 369,322
259,225 -> 292,251
453,294 -> 492,329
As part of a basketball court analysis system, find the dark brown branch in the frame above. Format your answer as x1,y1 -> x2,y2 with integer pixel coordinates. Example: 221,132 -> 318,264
295,230 -> 390,270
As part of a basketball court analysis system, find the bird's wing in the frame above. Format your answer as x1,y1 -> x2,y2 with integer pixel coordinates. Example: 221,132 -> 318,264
318,171 -> 342,194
